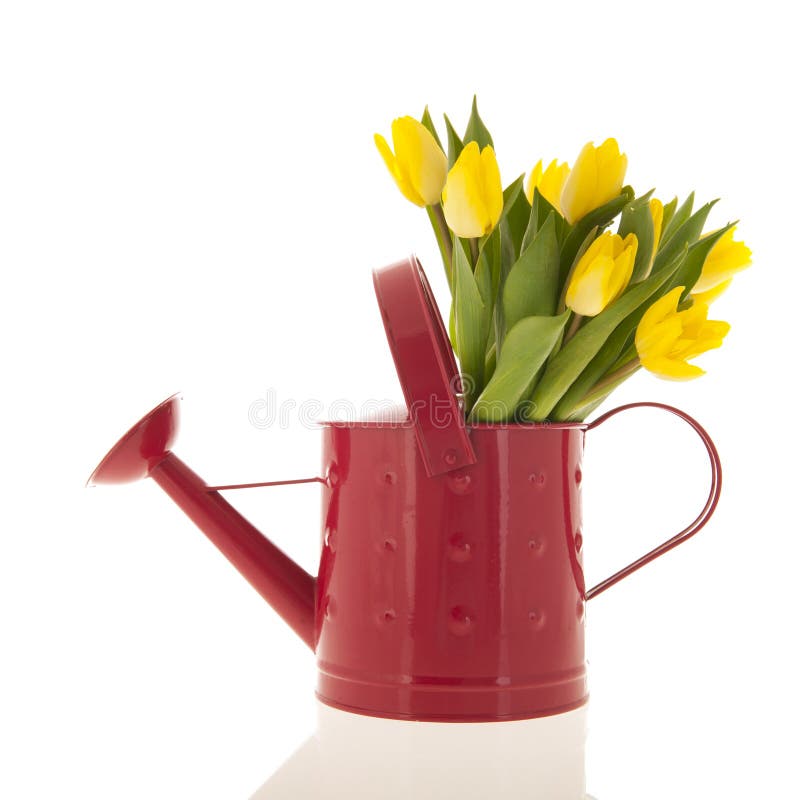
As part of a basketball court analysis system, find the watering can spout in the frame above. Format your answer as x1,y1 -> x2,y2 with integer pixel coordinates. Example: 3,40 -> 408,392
88,395 -> 317,651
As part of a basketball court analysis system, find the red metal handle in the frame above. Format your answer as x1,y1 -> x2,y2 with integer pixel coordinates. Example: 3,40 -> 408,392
373,257 -> 476,477
584,402 -> 722,601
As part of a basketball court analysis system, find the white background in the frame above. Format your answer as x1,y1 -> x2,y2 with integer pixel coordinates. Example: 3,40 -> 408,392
1,1 -> 797,798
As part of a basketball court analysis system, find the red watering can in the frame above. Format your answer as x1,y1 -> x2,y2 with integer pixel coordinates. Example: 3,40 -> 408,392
89,257 -> 721,725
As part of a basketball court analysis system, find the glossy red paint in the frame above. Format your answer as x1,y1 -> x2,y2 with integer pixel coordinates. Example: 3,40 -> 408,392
584,402 -> 722,600
373,258 -> 476,476
315,419 -> 589,721
88,396 -> 317,651
88,393 -> 180,485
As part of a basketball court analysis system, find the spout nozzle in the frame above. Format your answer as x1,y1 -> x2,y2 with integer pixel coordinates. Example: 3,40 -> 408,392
88,394 -> 180,486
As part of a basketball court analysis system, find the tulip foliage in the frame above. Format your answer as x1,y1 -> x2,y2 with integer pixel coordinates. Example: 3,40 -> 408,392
375,98 -> 751,422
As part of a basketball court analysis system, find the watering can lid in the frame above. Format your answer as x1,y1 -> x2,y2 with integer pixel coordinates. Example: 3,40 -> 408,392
372,257 -> 476,477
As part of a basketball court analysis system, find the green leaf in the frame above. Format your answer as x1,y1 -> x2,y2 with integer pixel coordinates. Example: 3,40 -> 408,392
487,173 -> 525,269
478,224 -> 503,306
660,192 -> 694,245
500,174 -> 526,222
564,396 -> 606,423
552,313 -> 640,419
502,213 -> 560,337
618,190 -> 656,283
453,239 -> 491,411
563,365 -> 640,422
462,95 -> 494,149
484,342 -> 497,384
652,199 -> 717,273
560,188 -> 635,283
474,241 -> 494,309
448,301 -> 457,356
501,185 -> 531,268
659,197 -> 678,241
470,312 -> 570,423
420,105 -> 443,149
522,187 -> 567,253
443,114 -> 464,168
608,340 -> 637,373
425,204 -> 453,289
669,221 -> 736,299
482,175 -> 526,351
528,255 -> 683,420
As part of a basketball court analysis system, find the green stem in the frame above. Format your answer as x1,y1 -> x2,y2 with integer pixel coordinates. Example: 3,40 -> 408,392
569,358 -> 642,416
469,237 -> 479,266
427,203 -> 453,289
563,312 -> 583,343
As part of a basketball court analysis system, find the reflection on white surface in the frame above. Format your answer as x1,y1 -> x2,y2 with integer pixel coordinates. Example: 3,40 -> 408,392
251,701 -> 588,799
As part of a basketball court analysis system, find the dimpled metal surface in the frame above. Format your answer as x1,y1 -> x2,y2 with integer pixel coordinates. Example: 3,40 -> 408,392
315,421 -> 588,721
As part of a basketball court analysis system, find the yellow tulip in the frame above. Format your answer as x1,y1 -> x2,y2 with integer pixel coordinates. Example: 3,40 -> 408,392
525,158 -> 570,213
560,138 -> 628,224
635,287 -> 730,380
692,279 -> 732,306
692,227 -> 752,294
650,198 -> 664,250
441,142 -> 503,238
374,116 -> 448,207
638,197 -> 664,276
566,232 -> 638,317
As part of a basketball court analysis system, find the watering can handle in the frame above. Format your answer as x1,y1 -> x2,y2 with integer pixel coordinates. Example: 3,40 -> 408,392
584,402 -> 722,601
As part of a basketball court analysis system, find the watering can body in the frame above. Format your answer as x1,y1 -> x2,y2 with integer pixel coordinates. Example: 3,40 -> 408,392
316,420 -> 588,721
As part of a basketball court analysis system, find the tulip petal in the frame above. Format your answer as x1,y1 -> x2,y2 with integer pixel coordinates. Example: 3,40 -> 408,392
636,283 -> 729,381
375,133 -> 396,174
567,254 -> 616,316
639,286 -> 684,332
527,158 -> 569,212
640,355 -> 706,381
375,128 -> 426,206
392,117 -> 437,207
565,232 -> 637,317
692,279 -> 732,306
650,198 -> 664,249
678,320 -> 731,359
480,146 -> 503,233
543,161 -> 570,212
637,316 -> 683,358
375,117 -> 448,207
693,228 -> 753,292
443,142 -> 485,238
442,141 -> 503,238
595,139 -> 627,208
559,139 -> 627,224
560,142 -> 598,223
525,160 -> 544,204
394,117 -> 447,206
609,238 -> 637,302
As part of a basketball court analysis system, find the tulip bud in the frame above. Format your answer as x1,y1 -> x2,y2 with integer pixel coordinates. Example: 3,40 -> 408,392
560,139 -> 628,224
635,287 -> 730,380
650,198 -> 664,250
525,158 -> 570,213
442,141 -> 503,239
374,116 -> 448,207
691,227 -> 751,294
565,232 -> 638,317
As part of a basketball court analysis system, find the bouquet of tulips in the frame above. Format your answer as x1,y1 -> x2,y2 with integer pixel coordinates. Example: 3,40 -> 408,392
375,99 -> 751,422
